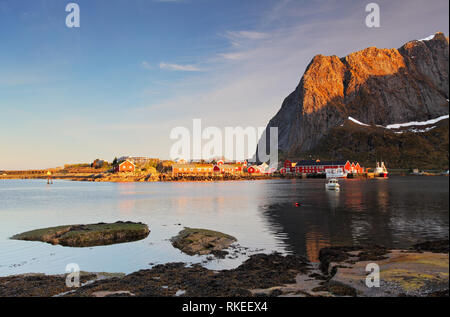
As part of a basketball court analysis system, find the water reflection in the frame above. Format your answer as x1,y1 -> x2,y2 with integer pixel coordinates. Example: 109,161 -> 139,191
305,229 -> 330,262
0,177 -> 448,274
259,177 -> 448,262
326,190 -> 340,211
118,200 -> 136,214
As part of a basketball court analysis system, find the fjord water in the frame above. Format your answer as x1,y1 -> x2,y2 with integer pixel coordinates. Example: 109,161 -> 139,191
0,177 -> 448,276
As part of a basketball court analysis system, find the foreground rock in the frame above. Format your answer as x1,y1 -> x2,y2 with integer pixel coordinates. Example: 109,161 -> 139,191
11,221 -> 150,247
0,272 -> 124,297
68,253 -> 310,297
1,241 -> 447,297
0,253 -> 310,297
171,228 -> 237,257
318,241 -> 449,297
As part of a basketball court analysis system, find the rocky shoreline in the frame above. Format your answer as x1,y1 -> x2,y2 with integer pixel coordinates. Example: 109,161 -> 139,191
1,240 -> 448,297
0,173 -> 277,183
1,171 -> 447,183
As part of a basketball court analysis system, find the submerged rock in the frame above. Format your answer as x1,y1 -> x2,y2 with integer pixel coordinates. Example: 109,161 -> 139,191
11,221 -> 150,247
171,228 -> 237,256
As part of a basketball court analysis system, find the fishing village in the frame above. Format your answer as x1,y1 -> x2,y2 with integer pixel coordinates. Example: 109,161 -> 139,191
1,155 -> 438,183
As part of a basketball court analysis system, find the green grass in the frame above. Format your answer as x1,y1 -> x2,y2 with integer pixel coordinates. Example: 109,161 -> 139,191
11,225 -> 71,241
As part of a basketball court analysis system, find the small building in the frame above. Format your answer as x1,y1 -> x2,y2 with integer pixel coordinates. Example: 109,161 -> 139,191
355,163 -> 364,174
211,161 -> 246,175
247,166 -> 260,174
118,160 -> 135,172
283,160 -> 297,173
281,160 -> 298,173
228,161 -> 247,173
293,160 -> 353,174
247,163 -> 273,174
172,163 -> 214,177
215,164 -> 238,175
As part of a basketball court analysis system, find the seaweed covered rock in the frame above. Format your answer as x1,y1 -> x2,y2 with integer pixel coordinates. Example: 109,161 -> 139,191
413,239 -> 449,253
11,221 -> 150,247
65,253 -> 309,297
0,273 -> 97,297
171,228 -> 236,256
318,244 -> 448,297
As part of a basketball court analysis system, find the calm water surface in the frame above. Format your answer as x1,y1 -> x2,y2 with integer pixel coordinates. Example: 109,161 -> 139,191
0,177 -> 448,276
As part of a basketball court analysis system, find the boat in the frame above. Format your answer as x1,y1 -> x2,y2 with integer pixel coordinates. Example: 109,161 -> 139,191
325,178 -> 340,191
374,161 -> 388,178
325,168 -> 348,179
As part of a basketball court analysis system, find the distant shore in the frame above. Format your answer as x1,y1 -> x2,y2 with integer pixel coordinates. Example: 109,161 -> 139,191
0,170 -> 448,183
0,172 -> 276,183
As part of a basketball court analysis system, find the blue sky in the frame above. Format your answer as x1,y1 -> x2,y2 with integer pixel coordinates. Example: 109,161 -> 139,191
1,0 -> 449,169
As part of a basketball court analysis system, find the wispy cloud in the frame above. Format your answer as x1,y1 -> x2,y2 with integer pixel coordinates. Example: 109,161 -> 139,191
222,30 -> 270,47
159,62 -> 203,72
218,52 -> 248,61
141,61 -> 153,70
225,30 -> 269,41
216,30 -> 270,60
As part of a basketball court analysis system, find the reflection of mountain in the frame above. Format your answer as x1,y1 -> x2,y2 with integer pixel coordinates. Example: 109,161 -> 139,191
257,178 -> 449,262
304,229 -> 330,263
259,198 -> 355,262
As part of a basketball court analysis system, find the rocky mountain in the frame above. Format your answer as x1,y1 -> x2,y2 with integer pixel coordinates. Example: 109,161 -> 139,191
258,32 -> 449,168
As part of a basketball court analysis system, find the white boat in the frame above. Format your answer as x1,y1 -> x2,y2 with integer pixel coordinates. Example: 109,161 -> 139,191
325,168 -> 348,179
374,161 -> 388,178
325,178 -> 340,191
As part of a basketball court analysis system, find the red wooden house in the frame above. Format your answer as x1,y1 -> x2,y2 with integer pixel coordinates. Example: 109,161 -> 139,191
117,160 -> 135,172
247,166 -> 260,174
280,160 -> 296,174
293,160 -> 353,174
355,163 -> 364,173
279,159 -> 364,175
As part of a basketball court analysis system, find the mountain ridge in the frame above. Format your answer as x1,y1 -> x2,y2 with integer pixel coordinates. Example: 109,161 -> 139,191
258,32 -> 449,168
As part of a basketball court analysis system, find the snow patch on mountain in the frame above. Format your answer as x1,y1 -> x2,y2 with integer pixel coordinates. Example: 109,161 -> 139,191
385,115 -> 449,129
394,126 -> 437,134
419,34 -> 435,41
346,115 -> 448,133
348,117 -> 370,126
